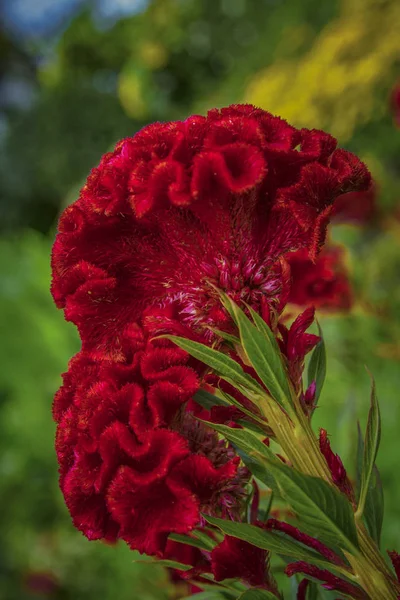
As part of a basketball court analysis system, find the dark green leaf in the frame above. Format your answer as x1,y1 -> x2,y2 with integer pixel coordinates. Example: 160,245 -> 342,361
225,298 -> 293,410
356,371 -> 381,522
265,460 -> 359,553
161,336 -> 265,396
307,322 -> 326,403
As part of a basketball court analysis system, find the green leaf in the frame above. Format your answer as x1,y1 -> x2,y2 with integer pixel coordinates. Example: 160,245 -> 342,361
225,297 -> 293,410
200,421 -> 278,491
192,528 -> 219,550
356,423 -> 384,545
161,336 -> 265,396
265,460 -> 359,553
204,516 -> 347,574
356,372 -> 381,522
238,590 -> 278,600
194,389 -> 230,411
168,532 -> 214,551
307,321 -> 326,403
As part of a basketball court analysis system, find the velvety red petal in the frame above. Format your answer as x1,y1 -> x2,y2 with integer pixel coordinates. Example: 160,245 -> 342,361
107,467 -> 200,555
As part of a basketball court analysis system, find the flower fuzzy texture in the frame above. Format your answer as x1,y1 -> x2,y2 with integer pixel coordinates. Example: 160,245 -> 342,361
53,328 -> 243,556
51,104 -> 370,557
51,104 -> 370,361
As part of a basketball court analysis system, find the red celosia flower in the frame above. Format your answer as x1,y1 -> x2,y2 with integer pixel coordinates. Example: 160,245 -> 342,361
54,328 -> 247,556
319,429 -> 355,502
51,104 -> 370,360
51,104 -> 370,556
285,562 -> 366,599
286,245 -> 352,311
211,535 -> 278,593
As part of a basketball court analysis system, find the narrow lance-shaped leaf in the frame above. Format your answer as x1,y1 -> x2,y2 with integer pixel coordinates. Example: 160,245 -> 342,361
356,371 -> 381,522
307,321 -> 326,403
205,516 -> 350,577
161,335 -> 265,396
356,423 -> 384,545
223,295 -> 294,411
264,459 -> 359,553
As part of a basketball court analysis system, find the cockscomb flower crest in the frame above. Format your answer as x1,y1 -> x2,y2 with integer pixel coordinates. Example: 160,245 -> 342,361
51,104 -> 370,559
51,104 -> 370,360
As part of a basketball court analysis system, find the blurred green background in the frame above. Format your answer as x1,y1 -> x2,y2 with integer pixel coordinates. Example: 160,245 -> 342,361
0,0 -> 399,598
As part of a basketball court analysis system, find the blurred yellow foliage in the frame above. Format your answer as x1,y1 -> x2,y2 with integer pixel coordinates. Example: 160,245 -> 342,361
139,41 -> 168,70
245,0 -> 400,139
118,68 -> 149,120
